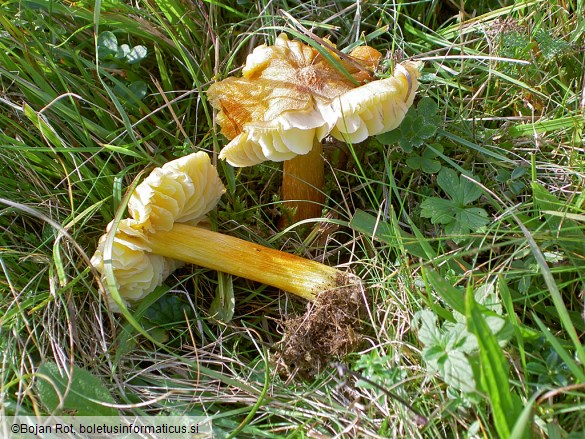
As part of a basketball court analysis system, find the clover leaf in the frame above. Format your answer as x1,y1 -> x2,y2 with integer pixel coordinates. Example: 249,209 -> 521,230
420,168 -> 489,243
97,31 -> 148,65
406,143 -> 443,173
377,97 -> 441,153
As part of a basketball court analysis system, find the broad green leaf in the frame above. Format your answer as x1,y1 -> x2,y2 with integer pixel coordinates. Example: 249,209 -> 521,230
115,43 -> 131,60
511,166 -> 527,180
37,362 -> 117,416
127,45 -> 148,64
437,350 -> 476,393
420,197 -> 455,224
376,128 -> 401,145
97,31 -> 118,59
143,294 -> 194,325
142,320 -> 170,344
128,81 -> 147,100
414,310 -> 442,346
424,345 -> 447,363
436,168 -> 460,200
510,392 -> 539,439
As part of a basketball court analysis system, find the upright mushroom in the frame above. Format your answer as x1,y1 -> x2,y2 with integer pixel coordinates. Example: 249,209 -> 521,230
208,33 -> 422,224
91,151 -> 358,310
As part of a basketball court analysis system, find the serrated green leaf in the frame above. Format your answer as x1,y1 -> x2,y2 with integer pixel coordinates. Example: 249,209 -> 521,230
444,206 -> 489,242
424,345 -> 447,364
401,112 -> 415,133
475,284 -> 501,314
417,123 -> 437,140
422,171 -> 489,242
437,350 -> 476,393
399,137 -> 414,152
405,155 -> 422,170
444,322 -> 475,352
436,168 -> 460,200
414,310 -> 441,347
425,143 -> 443,157
457,206 -> 489,230
420,197 -> 455,224
421,146 -> 442,173
37,362 -> 117,416
417,97 -> 439,119
460,177 -> 484,205
422,160 -> 441,174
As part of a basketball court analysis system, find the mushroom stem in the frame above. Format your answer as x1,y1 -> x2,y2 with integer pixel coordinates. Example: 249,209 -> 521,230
280,140 -> 325,226
130,223 -> 355,300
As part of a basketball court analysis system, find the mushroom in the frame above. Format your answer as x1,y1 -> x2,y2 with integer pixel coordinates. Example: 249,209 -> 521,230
207,33 -> 422,224
91,151 -> 359,310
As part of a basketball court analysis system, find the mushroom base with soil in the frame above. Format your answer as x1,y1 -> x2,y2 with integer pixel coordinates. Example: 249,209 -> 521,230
275,279 -> 368,378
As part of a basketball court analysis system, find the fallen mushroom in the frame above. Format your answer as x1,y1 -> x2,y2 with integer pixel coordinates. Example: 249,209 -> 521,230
208,33 -> 422,224
91,151 -> 359,310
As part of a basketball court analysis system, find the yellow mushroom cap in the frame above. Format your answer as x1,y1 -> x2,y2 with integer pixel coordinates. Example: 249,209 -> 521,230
128,152 -> 225,233
90,219 -> 182,311
218,114 -> 327,166
208,33 -> 380,167
91,152 -> 225,309
208,34 -> 423,166
329,61 -> 422,144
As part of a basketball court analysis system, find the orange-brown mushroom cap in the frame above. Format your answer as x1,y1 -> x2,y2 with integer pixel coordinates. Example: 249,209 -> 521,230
208,33 -> 383,166
208,34 -> 422,167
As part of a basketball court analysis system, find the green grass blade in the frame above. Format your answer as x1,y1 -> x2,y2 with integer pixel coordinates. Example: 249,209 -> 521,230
349,209 -> 430,259
509,391 -> 539,439
466,284 -> 519,438
532,314 -> 585,383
